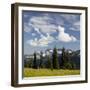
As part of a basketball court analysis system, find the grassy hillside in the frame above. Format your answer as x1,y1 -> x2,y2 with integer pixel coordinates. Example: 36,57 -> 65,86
24,68 -> 80,77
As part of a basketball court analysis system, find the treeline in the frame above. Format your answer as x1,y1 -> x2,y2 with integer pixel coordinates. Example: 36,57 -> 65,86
24,47 -> 77,70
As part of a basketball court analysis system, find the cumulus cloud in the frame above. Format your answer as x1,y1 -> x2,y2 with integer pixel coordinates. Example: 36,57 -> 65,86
27,25 -> 77,47
24,14 -> 78,46
28,16 -> 57,34
27,33 -> 55,47
24,13 -> 80,33
57,26 -> 77,42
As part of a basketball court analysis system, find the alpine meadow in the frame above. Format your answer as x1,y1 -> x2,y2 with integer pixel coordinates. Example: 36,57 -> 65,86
23,10 -> 80,77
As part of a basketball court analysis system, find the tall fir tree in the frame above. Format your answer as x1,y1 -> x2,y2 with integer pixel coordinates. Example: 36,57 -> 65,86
61,47 -> 66,68
33,52 -> 37,69
65,50 -> 74,69
61,48 -> 73,69
52,47 -> 59,69
39,51 -> 43,68
47,55 -> 53,70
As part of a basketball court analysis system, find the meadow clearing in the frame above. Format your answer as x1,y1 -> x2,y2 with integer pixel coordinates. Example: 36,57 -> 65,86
24,68 -> 80,77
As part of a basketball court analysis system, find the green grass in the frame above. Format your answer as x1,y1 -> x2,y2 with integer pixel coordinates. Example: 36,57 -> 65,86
24,68 -> 80,77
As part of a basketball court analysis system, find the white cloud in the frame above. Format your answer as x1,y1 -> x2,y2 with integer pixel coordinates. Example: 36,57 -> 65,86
25,14 -> 78,45
30,16 -> 51,25
74,21 -> 80,30
57,26 -> 77,42
32,33 -> 36,36
29,16 -> 57,34
28,38 -> 38,47
27,33 -> 55,47
60,14 -> 78,23
24,14 -> 29,18
74,21 -> 80,26
59,14 -> 80,31
24,14 -> 80,33
24,23 -> 32,32
70,21 -> 80,31
24,15 -> 57,34
71,36 -> 77,41
34,27 -> 41,34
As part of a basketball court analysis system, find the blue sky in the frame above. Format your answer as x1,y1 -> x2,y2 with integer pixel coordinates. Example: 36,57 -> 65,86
22,11 -> 80,55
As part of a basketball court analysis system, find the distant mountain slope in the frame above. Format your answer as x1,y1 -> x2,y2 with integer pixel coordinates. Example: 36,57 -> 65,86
24,49 -> 80,69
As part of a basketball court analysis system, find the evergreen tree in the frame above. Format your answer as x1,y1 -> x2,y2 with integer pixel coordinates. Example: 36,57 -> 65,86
29,59 -> 33,68
39,51 -> 43,68
72,62 -> 76,69
61,48 -> 73,69
65,51 -> 73,69
47,55 -> 53,70
52,47 -> 59,69
33,52 -> 37,69
65,62 -> 72,69
61,47 -> 66,68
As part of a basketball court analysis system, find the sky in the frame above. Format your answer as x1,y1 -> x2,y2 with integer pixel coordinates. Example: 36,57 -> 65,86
22,10 -> 80,55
